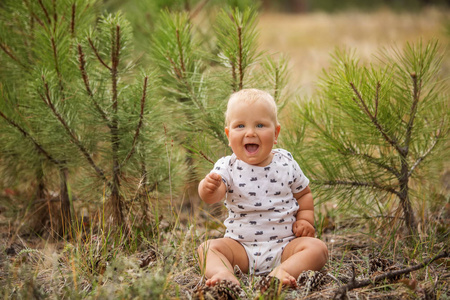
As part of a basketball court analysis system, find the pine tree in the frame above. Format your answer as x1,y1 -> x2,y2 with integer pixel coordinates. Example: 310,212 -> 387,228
78,12 -> 167,225
150,6 -> 291,160
0,1 -> 292,233
286,40 -> 449,237
0,0 -> 98,236
0,0 -> 167,234
150,6 -> 292,208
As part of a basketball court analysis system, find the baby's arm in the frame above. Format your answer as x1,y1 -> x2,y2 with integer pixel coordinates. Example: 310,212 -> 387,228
292,186 -> 316,237
198,172 -> 227,204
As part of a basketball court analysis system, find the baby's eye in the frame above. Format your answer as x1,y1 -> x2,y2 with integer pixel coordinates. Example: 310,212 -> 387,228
256,123 -> 264,128
237,124 -> 245,128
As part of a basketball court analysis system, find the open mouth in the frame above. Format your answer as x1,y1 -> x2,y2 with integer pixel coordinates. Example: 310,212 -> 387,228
245,143 -> 259,154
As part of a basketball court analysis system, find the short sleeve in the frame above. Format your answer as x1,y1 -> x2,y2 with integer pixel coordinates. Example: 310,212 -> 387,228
290,156 -> 309,193
210,156 -> 231,187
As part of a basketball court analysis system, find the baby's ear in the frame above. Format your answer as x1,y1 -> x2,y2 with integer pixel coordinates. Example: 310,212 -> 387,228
274,125 -> 281,144
225,127 -> 231,146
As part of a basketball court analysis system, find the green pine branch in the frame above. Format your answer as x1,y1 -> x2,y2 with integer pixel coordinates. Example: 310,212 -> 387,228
291,40 -> 449,236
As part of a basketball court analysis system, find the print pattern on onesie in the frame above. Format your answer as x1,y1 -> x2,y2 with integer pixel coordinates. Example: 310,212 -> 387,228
211,148 -> 309,243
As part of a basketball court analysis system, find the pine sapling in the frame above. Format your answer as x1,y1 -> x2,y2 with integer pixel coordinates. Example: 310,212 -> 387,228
288,40 -> 449,237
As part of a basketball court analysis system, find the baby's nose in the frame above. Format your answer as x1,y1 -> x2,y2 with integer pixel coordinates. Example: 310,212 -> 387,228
245,128 -> 256,136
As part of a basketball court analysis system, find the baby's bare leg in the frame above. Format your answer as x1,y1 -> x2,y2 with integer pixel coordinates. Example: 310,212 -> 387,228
269,237 -> 328,287
197,238 -> 249,286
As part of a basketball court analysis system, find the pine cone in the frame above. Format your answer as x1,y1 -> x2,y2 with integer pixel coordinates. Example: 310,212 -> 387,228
369,255 -> 391,274
234,265 -> 249,284
215,280 -> 243,299
192,280 -> 242,300
192,285 -> 216,300
138,249 -> 157,268
255,276 -> 282,300
297,270 -> 326,291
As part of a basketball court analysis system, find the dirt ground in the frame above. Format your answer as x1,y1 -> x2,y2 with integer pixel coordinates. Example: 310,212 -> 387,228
178,213 -> 450,299
1,205 -> 448,299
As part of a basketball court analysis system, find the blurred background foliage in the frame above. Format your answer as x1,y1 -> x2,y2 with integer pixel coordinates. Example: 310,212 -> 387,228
266,0 -> 450,12
104,0 -> 450,13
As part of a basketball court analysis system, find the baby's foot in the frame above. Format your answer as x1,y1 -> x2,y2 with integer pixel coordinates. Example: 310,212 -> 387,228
205,270 -> 240,287
269,267 -> 298,288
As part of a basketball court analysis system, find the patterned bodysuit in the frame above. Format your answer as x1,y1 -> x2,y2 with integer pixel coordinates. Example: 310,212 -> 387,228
211,148 -> 310,275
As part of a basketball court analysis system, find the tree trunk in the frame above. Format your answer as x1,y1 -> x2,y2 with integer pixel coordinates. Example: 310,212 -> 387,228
59,166 -> 72,237
111,137 -> 124,225
36,166 -> 46,200
109,23 -> 124,226
399,160 -> 417,236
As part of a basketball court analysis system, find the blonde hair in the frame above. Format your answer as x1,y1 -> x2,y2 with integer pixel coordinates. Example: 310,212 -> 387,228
225,89 -> 278,126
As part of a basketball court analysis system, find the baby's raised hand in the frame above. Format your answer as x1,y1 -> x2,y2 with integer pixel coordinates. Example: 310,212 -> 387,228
293,219 -> 315,238
202,173 -> 223,194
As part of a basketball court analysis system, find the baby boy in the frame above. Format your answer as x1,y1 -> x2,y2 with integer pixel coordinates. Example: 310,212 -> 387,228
197,88 -> 328,287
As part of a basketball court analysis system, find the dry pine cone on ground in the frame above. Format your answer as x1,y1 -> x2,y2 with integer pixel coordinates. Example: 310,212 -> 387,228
297,270 -> 326,291
192,280 -> 242,300
255,276 -> 282,300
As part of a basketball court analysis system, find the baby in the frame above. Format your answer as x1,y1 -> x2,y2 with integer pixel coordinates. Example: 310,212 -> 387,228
197,88 -> 328,288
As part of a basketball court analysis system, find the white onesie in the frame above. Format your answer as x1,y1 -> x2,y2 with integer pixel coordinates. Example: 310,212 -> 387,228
211,148 -> 309,275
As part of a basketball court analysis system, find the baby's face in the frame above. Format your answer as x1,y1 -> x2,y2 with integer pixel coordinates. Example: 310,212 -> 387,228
225,100 -> 280,167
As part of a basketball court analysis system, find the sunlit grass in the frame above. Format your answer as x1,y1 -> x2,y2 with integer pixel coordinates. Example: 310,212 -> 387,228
258,8 -> 449,98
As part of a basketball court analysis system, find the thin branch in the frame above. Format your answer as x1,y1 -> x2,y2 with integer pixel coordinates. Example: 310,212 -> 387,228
317,179 -> 399,196
0,43 -> 27,69
374,82 -> 380,118
31,12 -> 45,28
0,110 -> 60,166
39,76 -> 107,181
71,4 -> 76,36
121,76 -> 148,167
273,64 -> 281,102
110,25 -> 120,177
237,25 -> 243,90
231,60 -> 237,92
350,82 -> 404,155
165,49 -> 207,114
37,0 -> 51,25
88,38 -> 111,71
404,73 -> 421,154
175,29 -> 186,73
52,0 -> 57,28
198,151 -> 215,165
51,0 -> 57,34
113,25 -> 120,70
307,116 -> 401,178
333,251 -> 450,299
50,37 -> 61,79
111,25 -> 120,113
49,28 -> 66,98
166,54 -> 183,80
77,44 -> 92,96
343,148 -> 400,178
408,131 -> 441,177
77,44 -> 111,125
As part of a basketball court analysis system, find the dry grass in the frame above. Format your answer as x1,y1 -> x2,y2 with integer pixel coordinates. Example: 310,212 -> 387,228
258,8 -> 449,97
1,202 -> 448,299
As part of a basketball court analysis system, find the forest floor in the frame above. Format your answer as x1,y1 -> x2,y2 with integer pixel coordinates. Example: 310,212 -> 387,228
0,198 -> 449,299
